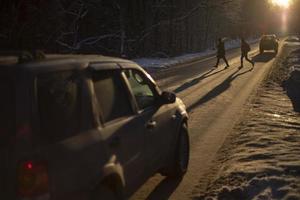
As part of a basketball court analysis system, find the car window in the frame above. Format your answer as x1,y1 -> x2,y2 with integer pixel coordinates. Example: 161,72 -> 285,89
92,70 -> 133,123
0,74 -> 15,144
124,69 -> 156,110
37,71 -> 81,143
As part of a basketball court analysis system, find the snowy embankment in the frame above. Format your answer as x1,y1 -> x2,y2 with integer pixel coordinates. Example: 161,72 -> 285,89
196,40 -> 300,200
133,37 -> 259,72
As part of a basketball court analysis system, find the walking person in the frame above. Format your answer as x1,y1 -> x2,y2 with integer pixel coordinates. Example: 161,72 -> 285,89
240,38 -> 254,68
214,38 -> 230,69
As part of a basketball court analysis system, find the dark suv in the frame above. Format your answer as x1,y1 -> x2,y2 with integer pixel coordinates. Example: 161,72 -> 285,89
0,55 -> 189,200
259,34 -> 279,54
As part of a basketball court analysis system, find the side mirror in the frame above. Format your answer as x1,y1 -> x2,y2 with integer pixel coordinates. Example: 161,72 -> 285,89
160,91 -> 176,104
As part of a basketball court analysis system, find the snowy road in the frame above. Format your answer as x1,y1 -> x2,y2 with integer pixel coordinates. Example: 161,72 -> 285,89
130,41 -> 285,200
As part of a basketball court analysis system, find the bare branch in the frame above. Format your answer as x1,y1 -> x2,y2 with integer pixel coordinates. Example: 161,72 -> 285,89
56,34 -> 120,50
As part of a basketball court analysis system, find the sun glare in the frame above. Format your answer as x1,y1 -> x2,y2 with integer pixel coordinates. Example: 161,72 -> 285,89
272,0 -> 291,8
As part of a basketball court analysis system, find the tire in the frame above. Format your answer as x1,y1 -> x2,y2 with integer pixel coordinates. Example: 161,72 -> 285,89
164,123 -> 190,178
91,185 -> 118,200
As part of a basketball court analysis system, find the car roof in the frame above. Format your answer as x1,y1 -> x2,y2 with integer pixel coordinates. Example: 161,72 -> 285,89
0,54 -> 138,72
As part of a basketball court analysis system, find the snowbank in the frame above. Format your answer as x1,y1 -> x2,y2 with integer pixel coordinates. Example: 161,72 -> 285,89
286,36 -> 300,43
134,38 -> 259,71
197,43 -> 300,200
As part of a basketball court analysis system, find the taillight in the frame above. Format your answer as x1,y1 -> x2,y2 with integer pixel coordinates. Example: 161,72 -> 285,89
17,160 -> 49,198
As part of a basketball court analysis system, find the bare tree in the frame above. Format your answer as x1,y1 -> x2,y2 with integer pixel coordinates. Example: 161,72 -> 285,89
0,0 -> 269,57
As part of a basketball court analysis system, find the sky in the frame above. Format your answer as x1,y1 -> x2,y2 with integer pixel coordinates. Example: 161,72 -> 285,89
271,0 -> 291,8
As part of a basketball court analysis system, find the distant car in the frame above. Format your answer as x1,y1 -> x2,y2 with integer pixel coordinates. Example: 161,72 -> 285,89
0,54 -> 189,200
259,34 -> 279,54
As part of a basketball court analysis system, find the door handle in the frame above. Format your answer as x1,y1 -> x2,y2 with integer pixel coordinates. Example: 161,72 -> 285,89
146,120 -> 157,129
110,137 -> 120,148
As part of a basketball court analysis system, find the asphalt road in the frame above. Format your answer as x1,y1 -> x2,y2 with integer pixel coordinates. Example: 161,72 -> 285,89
130,41 -> 284,200
153,42 -> 259,91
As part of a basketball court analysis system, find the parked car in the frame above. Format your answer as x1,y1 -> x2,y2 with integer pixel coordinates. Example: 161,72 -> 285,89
0,54 -> 189,200
259,34 -> 279,54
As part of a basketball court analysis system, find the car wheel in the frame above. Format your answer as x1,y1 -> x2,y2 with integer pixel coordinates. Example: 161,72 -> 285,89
164,123 -> 190,178
91,185 -> 118,200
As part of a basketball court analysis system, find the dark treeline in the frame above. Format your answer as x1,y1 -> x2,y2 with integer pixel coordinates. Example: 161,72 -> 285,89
289,0 -> 300,34
0,0 -> 299,58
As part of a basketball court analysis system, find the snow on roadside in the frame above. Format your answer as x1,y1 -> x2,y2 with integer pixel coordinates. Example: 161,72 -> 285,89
196,43 -> 300,200
133,38 -> 259,71
133,49 -> 215,72
286,36 -> 300,43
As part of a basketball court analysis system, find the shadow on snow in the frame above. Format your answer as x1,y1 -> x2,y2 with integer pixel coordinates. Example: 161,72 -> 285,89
252,52 -> 276,63
187,67 -> 253,112
145,177 -> 183,200
173,67 -> 226,94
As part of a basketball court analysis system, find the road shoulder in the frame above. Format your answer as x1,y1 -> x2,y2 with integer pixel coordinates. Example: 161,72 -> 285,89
194,41 -> 300,200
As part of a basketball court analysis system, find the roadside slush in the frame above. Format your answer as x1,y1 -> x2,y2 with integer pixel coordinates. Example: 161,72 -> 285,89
195,41 -> 300,200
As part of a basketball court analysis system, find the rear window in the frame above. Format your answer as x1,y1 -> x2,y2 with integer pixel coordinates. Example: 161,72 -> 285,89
0,75 -> 15,145
37,71 -> 81,143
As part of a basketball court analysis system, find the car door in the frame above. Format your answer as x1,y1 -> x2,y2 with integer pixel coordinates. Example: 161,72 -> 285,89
122,68 -> 178,174
90,67 -> 146,191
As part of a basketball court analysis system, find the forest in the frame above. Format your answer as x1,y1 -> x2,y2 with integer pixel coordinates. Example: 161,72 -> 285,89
0,0 -> 299,58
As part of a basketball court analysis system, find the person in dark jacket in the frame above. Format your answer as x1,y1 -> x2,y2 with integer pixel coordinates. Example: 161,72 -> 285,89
215,38 -> 230,68
241,38 -> 254,68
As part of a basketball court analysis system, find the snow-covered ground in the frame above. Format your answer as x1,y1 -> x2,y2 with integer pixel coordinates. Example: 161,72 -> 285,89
196,42 -> 300,200
133,49 -> 215,70
133,37 -> 259,71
